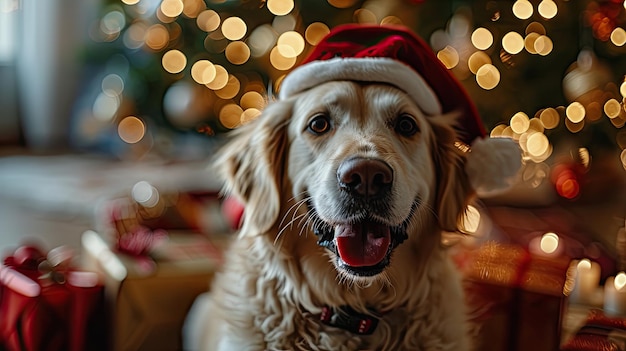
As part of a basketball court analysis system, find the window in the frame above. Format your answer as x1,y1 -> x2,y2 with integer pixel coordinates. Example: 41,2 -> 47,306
0,0 -> 18,64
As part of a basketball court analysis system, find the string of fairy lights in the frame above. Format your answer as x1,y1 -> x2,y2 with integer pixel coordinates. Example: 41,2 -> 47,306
87,0 -> 626,181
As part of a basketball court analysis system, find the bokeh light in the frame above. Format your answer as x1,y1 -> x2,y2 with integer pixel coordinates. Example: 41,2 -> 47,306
305,22 -> 330,46
249,25 -> 277,57
219,104 -> 244,129
540,232 -> 559,254
538,0 -> 558,19
476,64 -> 500,90
540,108 -> 560,129
197,10 -> 220,32
118,116 -> 145,143
510,112 -> 530,134
471,27 -> 493,50
241,108 -> 262,124
328,0 -> 358,9
460,205 -> 481,234
241,91 -> 266,110
611,28 -> 626,46
468,51 -> 491,74
534,35 -> 553,56
162,49 -> 187,74
222,17 -> 247,41
160,0 -> 184,18
215,75 -> 240,99
225,41 -> 251,65
512,0 -> 533,20
605,99 -> 622,118
191,60 -> 216,84
354,9 -> 377,24
270,46 -> 297,70
527,132 -> 549,157
502,31 -> 524,54
145,24 -> 169,50
437,46 -> 459,69
277,31 -> 305,58
205,64 -> 229,90
267,0 -> 294,16
566,102 -> 586,123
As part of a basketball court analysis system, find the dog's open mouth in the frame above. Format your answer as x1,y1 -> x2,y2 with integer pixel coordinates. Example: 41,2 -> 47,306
313,214 -> 409,277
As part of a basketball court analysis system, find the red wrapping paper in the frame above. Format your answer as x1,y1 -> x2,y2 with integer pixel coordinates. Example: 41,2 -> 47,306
0,245 -> 106,351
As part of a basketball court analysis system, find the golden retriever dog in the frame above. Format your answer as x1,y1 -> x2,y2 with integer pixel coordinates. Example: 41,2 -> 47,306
197,25 -> 520,351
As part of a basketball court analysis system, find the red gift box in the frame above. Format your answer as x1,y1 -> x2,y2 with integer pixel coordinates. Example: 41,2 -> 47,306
0,245 -> 106,351
463,241 -> 571,351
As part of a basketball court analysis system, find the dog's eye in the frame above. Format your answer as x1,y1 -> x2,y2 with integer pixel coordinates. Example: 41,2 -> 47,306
395,114 -> 419,137
308,114 -> 331,135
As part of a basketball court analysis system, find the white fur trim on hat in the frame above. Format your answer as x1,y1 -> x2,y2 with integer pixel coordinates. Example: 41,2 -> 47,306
279,57 -> 442,116
465,137 -> 523,197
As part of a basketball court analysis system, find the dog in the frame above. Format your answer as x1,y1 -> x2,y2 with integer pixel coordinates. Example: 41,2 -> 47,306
196,25 -> 521,351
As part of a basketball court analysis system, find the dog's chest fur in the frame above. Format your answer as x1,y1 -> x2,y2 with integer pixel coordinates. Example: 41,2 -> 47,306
209,234 -> 469,351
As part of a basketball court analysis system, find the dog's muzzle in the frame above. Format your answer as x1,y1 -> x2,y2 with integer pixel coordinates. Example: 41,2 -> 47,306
311,157 -> 410,277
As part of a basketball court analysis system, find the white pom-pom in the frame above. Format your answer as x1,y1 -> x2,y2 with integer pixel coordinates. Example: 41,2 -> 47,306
465,137 -> 522,197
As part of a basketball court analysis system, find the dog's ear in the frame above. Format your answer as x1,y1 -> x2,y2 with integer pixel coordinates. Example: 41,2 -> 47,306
430,117 -> 474,233
215,100 -> 292,235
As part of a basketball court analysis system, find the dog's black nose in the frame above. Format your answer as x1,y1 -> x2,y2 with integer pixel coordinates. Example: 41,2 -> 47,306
337,157 -> 393,198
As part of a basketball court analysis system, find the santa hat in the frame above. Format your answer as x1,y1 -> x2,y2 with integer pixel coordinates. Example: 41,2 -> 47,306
279,24 -> 521,196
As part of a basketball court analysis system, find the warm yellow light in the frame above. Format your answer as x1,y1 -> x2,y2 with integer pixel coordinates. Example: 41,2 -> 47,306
162,50 -> 187,74
613,28 -> 626,46
578,259 -> 592,270
241,108 -> 262,124
604,99 -> 622,118
222,17 -> 247,41
621,149 -> 626,170
502,31 -> 524,54
277,31 -> 305,58
305,22 -> 330,46
118,116 -> 145,144
219,104 -> 244,129
526,22 -> 546,36
355,9 -> 377,24
566,102 -> 586,123
476,64 -> 500,90
615,272 -> 626,291
225,41 -> 251,65
527,132 -> 549,157
621,81 -> 626,97
534,35 -> 553,56
267,0 -> 294,15
461,205 -> 481,234
510,112 -> 530,134
540,232 -> 559,254
540,108 -> 560,129
512,0 -> 533,20
437,46 -> 459,69
240,93 -> 264,112
468,51 -> 492,74
538,0 -> 558,19
471,27 -> 493,50
197,10 -> 220,32
145,24 -> 169,50
182,0 -> 205,18
327,0 -> 357,8
381,16 -> 403,26
490,124 -> 507,138
205,65 -> 229,90
525,32 -> 540,54
122,0 -> 140,4
215,75 -> 240,100
191,60 -> 216,85
93,93 -> 120,121
269,46 -> 297,71
160,0 -> 184,18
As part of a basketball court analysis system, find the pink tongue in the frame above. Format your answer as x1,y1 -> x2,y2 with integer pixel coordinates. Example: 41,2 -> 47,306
335,222 -> 391,267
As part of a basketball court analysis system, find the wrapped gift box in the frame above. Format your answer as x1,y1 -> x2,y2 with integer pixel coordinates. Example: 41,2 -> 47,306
81,229 -> 227,351
463,241 -> 572,351
0,245 -> 106,351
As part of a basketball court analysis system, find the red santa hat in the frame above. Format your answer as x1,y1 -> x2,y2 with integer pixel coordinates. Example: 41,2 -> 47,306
279,24 -> 521,196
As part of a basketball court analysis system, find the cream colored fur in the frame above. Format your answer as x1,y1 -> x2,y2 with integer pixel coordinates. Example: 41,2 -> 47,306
203,82 -> 475,350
